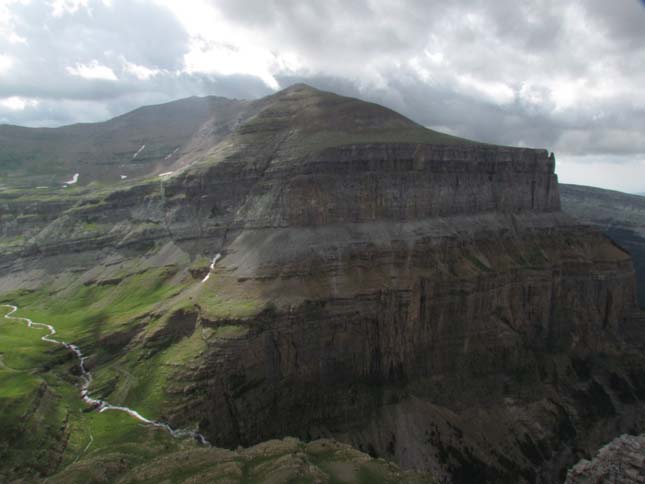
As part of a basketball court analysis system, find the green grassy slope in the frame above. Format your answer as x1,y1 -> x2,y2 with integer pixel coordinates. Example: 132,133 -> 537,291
2,251 -> 406,482
0,287 -> 432,483
0,265 -> 197,481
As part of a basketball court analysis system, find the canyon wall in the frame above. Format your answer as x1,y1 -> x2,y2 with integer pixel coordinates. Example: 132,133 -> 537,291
169,215 -> 641,483
0,144 -> 559,263
1,86 -> 643,483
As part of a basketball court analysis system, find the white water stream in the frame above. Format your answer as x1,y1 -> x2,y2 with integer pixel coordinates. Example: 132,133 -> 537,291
201,253 -> 221,283
63,173 -> 79,185
1,304 -> 209,445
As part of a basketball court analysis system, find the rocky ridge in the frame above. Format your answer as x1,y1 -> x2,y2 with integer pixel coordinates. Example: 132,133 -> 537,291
565,434 -> 645,483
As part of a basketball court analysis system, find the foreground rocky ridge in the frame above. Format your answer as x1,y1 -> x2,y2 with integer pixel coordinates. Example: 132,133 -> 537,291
47,437 -> 433,484
565,434 -> 645,483
0,85 -> 644,483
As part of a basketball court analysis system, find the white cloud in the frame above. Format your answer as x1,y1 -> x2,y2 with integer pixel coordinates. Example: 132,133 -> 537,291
550,77 -> 587,111
456,74 -> 516,105
50,0 -> 113,17
121,58 -> 160,80
0,54 -> 13,74
156,0 -> 290,90
0,96 -> 38,110
183,38 -> 280,89
66,60 -> 118,80
0,0 -> 27,46
50,0 -> 90,17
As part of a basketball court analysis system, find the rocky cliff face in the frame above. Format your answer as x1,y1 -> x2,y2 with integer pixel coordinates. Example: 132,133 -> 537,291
178,218 -> 641,483
1,84 -> 644,484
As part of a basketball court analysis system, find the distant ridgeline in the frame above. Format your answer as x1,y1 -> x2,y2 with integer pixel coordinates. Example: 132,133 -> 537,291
561,183 -> 645,309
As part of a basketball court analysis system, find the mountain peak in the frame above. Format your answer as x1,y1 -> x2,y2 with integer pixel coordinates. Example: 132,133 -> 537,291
233,83 -> 474,155
278,82 -> 320,94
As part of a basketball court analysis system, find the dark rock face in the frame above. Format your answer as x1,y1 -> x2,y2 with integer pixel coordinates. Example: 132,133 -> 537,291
240,144 -> 560,226
1,85 -> 644,483
180,218 -> 642,483
0,144 -> 559,262
565,434 -> 645,483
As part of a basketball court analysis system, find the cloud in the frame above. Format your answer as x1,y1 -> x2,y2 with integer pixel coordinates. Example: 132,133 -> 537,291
0,54 -> 13,74
122,58 -> 160,80
67,60 -> 118,80
50,0 -> 92,17
0,95 -> 38,111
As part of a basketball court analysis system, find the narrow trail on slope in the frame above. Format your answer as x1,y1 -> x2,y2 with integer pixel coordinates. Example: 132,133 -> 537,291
1,304 -> 210,446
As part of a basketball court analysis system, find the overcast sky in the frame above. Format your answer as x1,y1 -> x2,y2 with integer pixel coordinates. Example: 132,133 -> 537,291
1,0 -> 644,192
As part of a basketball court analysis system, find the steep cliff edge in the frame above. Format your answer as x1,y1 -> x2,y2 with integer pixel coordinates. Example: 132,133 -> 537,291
0,85 -> 644,484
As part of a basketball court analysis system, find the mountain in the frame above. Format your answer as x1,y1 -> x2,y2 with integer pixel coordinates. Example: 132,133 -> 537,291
560,184 -> 645,308
0,95 -> 250,188
1,84 -> 644,484
0,83 -> 471,190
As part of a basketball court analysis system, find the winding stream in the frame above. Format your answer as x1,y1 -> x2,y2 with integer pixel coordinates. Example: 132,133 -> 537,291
1,304 -> 209,445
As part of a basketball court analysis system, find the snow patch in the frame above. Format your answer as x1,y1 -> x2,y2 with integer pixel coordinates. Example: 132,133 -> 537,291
164,147 -> 179,160
158,171 -> 174,177
64,173 -> 79,185
120,175 -> 128,180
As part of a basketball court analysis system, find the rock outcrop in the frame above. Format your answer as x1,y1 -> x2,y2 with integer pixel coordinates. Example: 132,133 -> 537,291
565,434 -> 645,483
